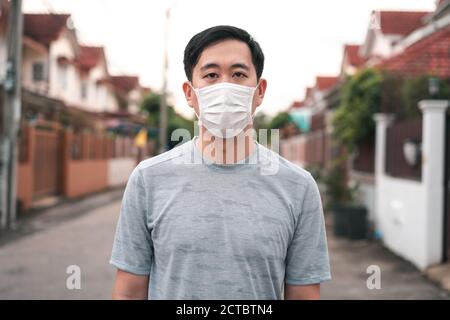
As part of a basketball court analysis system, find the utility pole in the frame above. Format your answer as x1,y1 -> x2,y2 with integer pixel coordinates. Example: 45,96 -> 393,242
0,0 -> 23,230
159,7 -> 170,154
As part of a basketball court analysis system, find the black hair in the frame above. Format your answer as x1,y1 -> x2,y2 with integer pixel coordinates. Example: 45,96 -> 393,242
183,25 -> 265,82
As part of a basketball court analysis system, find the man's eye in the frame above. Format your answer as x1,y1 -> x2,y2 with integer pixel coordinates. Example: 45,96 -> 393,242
233,72 -> 247,78
204,73 -> 218,79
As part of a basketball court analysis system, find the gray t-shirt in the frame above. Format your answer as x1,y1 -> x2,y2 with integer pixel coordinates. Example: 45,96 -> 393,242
110,137 -> 331,299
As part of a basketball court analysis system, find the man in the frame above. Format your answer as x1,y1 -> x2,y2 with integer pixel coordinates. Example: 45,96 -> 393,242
110,25 -> 331,300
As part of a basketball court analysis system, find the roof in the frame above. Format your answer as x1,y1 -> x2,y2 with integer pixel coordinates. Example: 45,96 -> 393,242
111,75 -> 140,93
344,44 -> 366,67
376,10 -> 430,36
77,45 -> 105,70
378,25 -> 450,78
315,76 -> 339,91
0,0 -> 9,29
24,13 -> 71,45
290,101 -> 305,109
305,87 -> 313,99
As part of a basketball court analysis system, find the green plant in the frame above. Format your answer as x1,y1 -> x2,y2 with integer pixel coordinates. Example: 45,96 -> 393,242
332,68 -> 382,153
140,92 -> 195,150
304,164 -> 323,183
401,75 -> 450,118
269,112 -> 290,130
322,154 -> 359,211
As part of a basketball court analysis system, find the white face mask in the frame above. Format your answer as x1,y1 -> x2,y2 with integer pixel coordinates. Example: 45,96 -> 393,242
191,82 -> 259,139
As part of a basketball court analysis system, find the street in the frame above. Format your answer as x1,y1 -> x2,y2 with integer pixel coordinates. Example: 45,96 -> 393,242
0,198 -> 119,299
0,193 -> 448,300
321,218 -> 450,299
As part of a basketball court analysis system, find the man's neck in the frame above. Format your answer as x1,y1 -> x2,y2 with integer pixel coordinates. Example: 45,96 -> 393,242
195,126 -> 256,164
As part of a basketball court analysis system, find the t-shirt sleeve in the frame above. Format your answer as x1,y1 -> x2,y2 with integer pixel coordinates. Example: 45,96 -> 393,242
109,166 -> 153,276
285,172 -> 332,285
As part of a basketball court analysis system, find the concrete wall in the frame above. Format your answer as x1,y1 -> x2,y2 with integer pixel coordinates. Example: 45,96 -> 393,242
376,175 -> 427,268
17,163 -> 33,210
107,157 -> 136,187
373,101 -> 449,270
64,159 -> 108,198
350,171 -> 376,224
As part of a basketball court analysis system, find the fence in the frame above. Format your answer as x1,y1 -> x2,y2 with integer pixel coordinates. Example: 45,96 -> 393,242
352,136 -> 375,173
17,121 -> 152,211
385,117 -> 422,180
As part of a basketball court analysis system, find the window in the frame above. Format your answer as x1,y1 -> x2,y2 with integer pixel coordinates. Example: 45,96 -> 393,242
32,62 -> 44,82
57,64 -> 68,90
81,81 -> 88,100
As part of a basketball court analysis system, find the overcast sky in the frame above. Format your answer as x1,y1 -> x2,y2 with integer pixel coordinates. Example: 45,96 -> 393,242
24,0 -> 436,118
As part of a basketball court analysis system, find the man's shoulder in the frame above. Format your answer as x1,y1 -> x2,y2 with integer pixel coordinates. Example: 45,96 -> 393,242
257,143 -> 313,182
137,139 -> 193,173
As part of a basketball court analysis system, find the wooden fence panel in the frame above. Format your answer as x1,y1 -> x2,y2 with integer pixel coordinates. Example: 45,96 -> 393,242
386,117 -> 422,180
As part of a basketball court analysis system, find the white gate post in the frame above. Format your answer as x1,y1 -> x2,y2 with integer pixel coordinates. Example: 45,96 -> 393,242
419,100 -> 449,266
373,113 -> 395,236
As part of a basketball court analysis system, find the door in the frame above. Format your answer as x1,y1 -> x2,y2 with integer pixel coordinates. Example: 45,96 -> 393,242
33,127 -> 62,200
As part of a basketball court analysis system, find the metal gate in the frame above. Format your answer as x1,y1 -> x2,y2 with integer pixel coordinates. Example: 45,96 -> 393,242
33,126 -> 62,200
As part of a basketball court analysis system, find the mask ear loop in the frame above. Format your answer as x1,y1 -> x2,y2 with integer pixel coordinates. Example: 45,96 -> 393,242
249,81 -> 262,125
189,82 -> 202,126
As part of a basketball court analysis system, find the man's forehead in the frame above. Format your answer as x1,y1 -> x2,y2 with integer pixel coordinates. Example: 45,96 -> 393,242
196,40 -> 253,69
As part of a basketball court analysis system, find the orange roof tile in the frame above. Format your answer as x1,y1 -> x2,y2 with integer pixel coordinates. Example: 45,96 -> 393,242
344,44 -> 366,67
377,11 -> 430,36
24,13 -> 71,45
77,45 -> 105,70
315,76 -> 338,91
378,25 -> 450,78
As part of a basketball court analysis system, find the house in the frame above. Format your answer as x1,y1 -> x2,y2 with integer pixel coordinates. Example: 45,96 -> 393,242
325,1 -> 450,270
281,76 -> 340,169
368,1 -> 450,270
0,9 -> 154,212
340,44 -> 366,77
20,13 -> 147,130
360,10 -> 431,64
280,1 -> 450,271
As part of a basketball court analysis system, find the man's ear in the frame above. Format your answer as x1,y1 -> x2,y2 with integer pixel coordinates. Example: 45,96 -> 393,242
255,78 -> 267,108
182,81 -> 197,109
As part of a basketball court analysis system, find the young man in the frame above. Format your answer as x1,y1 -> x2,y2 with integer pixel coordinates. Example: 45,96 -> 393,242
110,25 -> 331,300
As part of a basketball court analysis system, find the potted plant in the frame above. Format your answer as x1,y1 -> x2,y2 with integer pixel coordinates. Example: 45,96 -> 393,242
323,154 -> 368,240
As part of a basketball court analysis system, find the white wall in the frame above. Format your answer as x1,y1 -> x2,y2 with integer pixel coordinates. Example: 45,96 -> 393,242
351,176 -> 376,223
376,175 -> 428,269
21,44 -> 49,94
374,102 -> 448,271
48,30 -> 78,103
106,87 -> 118,112
107,157 -> 136,187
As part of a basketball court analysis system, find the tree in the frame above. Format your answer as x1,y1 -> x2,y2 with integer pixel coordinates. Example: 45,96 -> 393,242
140,92 -> 195,150
332,68 -> 382,153
269,111 -> 290,130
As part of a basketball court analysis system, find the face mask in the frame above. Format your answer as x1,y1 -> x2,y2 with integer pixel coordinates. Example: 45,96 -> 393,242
191,82 -> 259,139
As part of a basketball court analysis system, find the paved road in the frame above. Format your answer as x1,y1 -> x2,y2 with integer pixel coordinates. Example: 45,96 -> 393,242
0,200 -> 120,299
0,198 -> 448,299
321,219 -> 450,299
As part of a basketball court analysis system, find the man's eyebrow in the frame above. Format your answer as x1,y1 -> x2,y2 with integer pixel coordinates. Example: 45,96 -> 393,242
200,63 -> 220,71
230,63 -> 250,70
